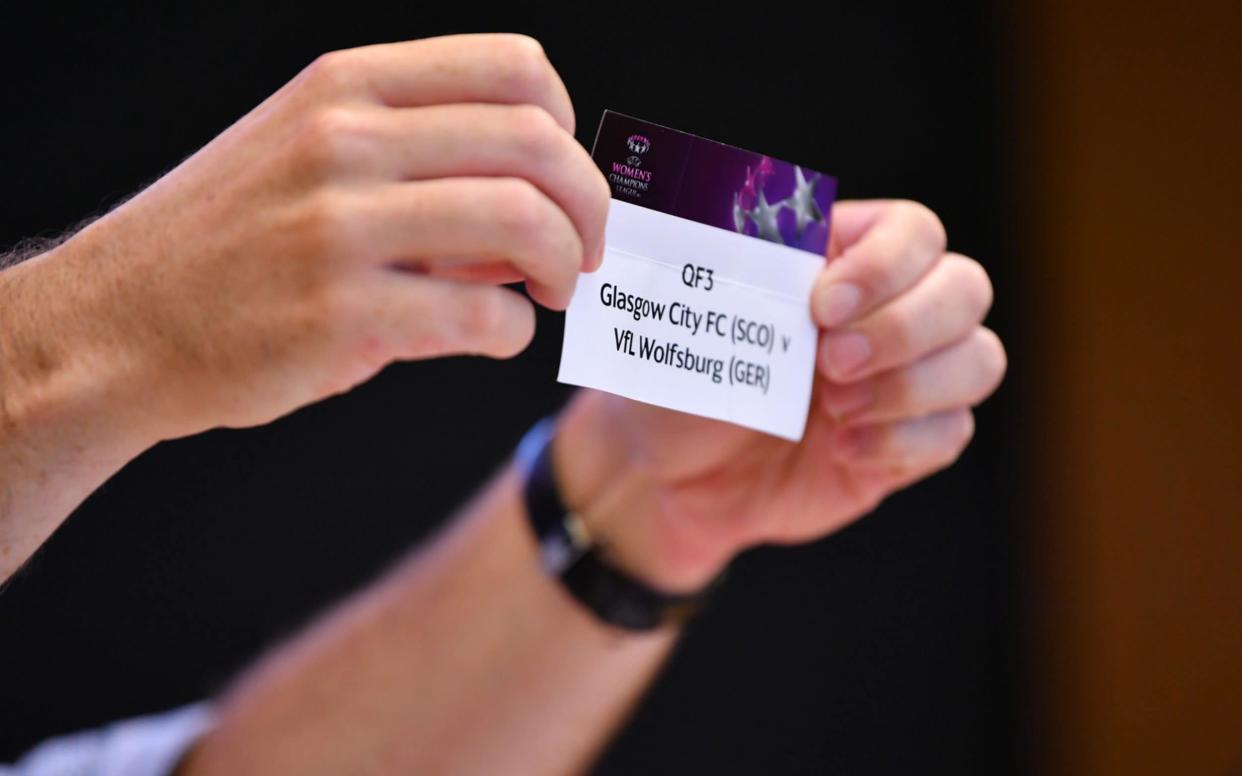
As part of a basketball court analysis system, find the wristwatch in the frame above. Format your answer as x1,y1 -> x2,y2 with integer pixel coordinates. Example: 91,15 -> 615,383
515,417 -> 717,631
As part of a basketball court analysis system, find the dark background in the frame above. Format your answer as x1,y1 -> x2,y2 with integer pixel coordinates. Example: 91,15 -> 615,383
0,3 -> 1020,773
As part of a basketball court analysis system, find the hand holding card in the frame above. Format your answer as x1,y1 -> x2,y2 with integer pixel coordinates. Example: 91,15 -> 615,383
554,195 -> 1003,592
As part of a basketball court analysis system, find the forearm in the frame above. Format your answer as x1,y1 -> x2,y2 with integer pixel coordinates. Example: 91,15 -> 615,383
0,34 -> 611,584
0,233 -> 158,580
180,465 -> 678,776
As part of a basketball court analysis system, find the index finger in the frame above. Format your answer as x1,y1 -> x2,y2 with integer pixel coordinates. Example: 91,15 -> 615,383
329,34 -> 576,134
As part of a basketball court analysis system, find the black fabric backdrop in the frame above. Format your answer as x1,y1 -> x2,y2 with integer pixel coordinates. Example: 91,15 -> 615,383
0,4 -> 1022,773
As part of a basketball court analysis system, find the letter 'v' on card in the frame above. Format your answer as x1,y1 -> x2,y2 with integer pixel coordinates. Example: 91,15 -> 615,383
557,111 -> 838,441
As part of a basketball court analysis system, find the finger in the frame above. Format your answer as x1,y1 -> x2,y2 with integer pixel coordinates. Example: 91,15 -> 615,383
811,200 -> 947,328
355,104 -> 610,268
362,270 -> 536,360
817,254 -> 992,382
316,35 -> 575,133
347,178 -> 584,310
830,408 -> 975,469
820,327 -> 1007,424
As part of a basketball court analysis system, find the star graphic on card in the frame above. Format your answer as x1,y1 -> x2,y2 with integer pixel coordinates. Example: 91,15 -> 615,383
732,192 -> 749,233
749,189 -> 785,244
787,166 -> 824,237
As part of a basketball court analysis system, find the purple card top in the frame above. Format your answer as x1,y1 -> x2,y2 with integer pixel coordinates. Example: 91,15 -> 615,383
590,111 -> 837,257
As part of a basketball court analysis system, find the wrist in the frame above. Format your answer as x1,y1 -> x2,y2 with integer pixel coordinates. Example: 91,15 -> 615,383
552,393 -> 735,594
0,235 -> 164,463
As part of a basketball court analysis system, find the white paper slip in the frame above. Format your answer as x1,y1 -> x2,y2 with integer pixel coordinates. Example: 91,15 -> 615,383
558,112 -> 837,441
559,201 -> 828,440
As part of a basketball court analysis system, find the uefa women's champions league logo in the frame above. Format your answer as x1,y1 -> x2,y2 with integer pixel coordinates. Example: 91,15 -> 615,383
627,134 -> 651,154
732,157 -> 825,248
625,133 -> 651,167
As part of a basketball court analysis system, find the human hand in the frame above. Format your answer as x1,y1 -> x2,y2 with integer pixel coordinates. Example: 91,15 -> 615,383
554,201 -> 1005,591
18,34 -> 607,444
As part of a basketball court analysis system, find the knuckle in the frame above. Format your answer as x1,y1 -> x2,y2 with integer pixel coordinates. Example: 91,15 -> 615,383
486,180 -> 581,289
303,49 -> 362,94
888,365 -> 920,407
458,290 -> 506,343
295,192 -> 354,258
493,179 -> 552,245
930,412 -> 975,471
848,227 -> 902,299
883,306 -> 919,359
949,409 -> 976,452
897,199 -> 948,255
492,307 -> 535,359
310,279 -> 355,324
507,104 -> 562,161
501,32 -> 548,59
972,328 -> 1008,401
295,107 -> 364,173
496,35 -> 554,99
951,255 -> 995,318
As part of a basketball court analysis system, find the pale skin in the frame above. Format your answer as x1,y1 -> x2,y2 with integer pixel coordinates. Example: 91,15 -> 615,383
0,33 -> 1005,775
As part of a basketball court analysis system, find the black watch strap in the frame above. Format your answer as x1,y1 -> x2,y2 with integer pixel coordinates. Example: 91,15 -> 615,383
560,549 -> 706,631
515,418 -> 714,631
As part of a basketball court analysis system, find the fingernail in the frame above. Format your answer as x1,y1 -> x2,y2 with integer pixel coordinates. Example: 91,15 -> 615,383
816,282 -> 861,328
821,331 -> 872,379
587,242 -> 606,272
822,380 -> 874,421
